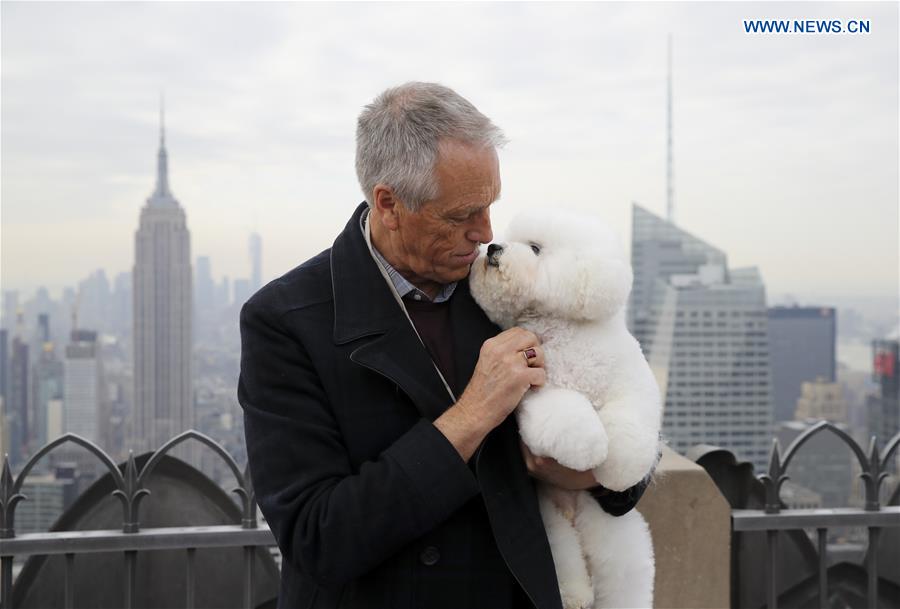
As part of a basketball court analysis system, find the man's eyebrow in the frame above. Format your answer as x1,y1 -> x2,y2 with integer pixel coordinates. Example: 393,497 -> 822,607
451,202 -> 490,216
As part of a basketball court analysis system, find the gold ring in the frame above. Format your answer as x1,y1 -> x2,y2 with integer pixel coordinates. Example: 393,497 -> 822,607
523,347 -> 537,365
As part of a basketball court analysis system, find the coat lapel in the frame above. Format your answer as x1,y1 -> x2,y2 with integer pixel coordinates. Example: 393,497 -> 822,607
452,281 -> 563,609
331,203 -> 453,421
477,418 -> 564,609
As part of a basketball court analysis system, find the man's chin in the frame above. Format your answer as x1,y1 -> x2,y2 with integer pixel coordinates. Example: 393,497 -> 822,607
433,265 -> 473,285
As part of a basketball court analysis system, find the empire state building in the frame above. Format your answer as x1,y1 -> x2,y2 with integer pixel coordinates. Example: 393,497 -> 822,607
133,105 -> 193,452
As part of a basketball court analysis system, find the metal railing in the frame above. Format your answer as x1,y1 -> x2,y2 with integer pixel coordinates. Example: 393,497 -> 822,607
731,422 -> 900,609
0,430 -> 276,609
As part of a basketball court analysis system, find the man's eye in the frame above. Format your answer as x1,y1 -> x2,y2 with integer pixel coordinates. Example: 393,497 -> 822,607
530,244 -> 541,255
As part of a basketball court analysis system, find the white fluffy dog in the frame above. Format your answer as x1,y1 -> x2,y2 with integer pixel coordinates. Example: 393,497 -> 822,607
469,210 -> 661,609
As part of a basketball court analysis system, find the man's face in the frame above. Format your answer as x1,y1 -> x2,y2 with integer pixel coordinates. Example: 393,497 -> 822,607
389,139 -> 501,287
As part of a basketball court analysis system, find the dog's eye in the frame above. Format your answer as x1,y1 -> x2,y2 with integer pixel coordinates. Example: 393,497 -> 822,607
530,243 -> 541,255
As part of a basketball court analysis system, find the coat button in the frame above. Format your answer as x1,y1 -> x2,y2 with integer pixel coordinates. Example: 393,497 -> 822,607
419,546 -> 440,566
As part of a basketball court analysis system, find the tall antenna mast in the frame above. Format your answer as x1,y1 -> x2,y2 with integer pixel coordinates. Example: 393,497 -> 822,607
666,33 -> 675,225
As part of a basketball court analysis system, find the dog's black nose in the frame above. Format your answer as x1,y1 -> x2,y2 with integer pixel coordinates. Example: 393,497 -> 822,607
486,243 -> 503,267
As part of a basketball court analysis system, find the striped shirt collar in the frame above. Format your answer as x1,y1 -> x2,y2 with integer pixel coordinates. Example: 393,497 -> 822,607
360,207 -> 457,303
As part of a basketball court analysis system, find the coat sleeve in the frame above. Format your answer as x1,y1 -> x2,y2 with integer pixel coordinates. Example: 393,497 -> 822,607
587,448 -> 661,516
238,298 -> 481,589
588,476 -> 650,516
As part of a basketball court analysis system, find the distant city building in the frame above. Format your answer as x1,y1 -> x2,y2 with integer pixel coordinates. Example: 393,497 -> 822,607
0,397 -> 7,461
0,328 -> 7,402
249,232 -> 262,292
768,306 -> 836,422
111,271 -> 132,338
46,398 -> 63,442
795,378 -> 847,423
2,291 -> 19,332
64,329 -> 104,444
16,469 -> 78,533
195,255 -> 215,313
217,276 -> 231,310
628,204 -> 774,472
780,481 -> 823,510
775,420 -> 853,508
867,339 -> 899,444
9,312 -> 31,464
233,279 -> 252,309
33,340 -> 64,448
133,104 -> 193,453
77,270 -> 112,334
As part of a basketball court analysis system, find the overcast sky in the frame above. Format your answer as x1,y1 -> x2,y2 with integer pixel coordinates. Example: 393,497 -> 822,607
2,1 -> 897,321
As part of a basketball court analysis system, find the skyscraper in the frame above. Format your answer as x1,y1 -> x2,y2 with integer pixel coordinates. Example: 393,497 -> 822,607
867,339 -> 899,444
233,279 -> 252,309
63,330 -> 102,444
628,204 -> 774,472
0,328 -> 8,403
249,232 -> 262,292
194,255 -> 215,313
33,333 -> 64,448
133,102 -> 193,453
8,311 -> 30,464
767,305 -> 836,422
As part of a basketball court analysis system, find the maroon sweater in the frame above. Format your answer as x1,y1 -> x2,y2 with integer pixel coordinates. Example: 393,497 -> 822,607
403,295 -> 459,396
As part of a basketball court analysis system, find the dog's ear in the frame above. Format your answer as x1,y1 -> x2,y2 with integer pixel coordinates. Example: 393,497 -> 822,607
573,253 -> 633,321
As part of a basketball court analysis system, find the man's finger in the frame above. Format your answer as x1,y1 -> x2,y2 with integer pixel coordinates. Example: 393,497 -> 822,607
495,327 -> 540,351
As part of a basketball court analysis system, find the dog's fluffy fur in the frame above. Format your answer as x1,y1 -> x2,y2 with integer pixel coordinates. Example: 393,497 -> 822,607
469,210 -> 661,609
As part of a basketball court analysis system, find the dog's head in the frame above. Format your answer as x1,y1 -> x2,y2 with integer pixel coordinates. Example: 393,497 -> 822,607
469,210 -> 632,328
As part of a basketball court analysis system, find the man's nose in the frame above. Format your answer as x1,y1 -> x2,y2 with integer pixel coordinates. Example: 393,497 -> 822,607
466,209 -> 493,244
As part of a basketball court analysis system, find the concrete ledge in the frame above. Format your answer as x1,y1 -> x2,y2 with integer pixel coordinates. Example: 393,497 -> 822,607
638,445 -> 731,609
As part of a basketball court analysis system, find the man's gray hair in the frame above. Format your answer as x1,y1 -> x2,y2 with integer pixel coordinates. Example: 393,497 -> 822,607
355,82 -> 507,212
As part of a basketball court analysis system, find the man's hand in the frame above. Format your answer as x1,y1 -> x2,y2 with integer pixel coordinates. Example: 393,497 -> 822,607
519,441 -> 604,491
435,327 -> 545,461
458,327 -> 546,427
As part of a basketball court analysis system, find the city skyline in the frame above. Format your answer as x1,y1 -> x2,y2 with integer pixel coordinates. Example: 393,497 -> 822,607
2,2 -> 897,322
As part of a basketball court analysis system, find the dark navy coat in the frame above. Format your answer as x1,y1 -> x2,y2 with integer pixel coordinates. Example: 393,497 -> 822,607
238,203 -> 647,609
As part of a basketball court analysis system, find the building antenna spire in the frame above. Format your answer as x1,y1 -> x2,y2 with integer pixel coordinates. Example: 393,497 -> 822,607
152,92 -> 171,199
160,90 -> 165,147
666,34 -> 675,225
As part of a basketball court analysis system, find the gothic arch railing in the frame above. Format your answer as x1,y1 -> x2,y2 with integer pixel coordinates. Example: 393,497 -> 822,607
759,421 -> 900,514
0,429 -> 257,540
137,430 -> 256,529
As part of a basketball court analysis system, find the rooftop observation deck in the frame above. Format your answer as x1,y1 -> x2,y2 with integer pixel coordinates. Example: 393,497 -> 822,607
1,422 -> 898,609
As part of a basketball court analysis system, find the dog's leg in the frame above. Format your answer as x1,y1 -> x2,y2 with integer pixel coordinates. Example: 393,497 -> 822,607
538,485 -> 594,609
591,360 -> 662,492
590,399 -> 660,492
518,386 -> 608,471
574,491 -> 655,609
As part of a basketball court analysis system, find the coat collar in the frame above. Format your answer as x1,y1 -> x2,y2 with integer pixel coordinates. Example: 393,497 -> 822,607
330,202 -> 481,420
331,202 -> 404,345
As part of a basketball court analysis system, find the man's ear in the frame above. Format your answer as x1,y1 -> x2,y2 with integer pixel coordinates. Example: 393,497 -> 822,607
372,184 -> 401,231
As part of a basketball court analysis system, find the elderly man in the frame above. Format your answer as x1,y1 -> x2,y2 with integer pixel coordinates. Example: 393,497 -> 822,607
238,82 -> 649,609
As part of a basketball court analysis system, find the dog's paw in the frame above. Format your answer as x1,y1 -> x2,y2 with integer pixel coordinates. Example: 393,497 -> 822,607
560,579 -> 595,609
550,420 -> 608,471
591,438 -> 658,492
519,387 -> 608,470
